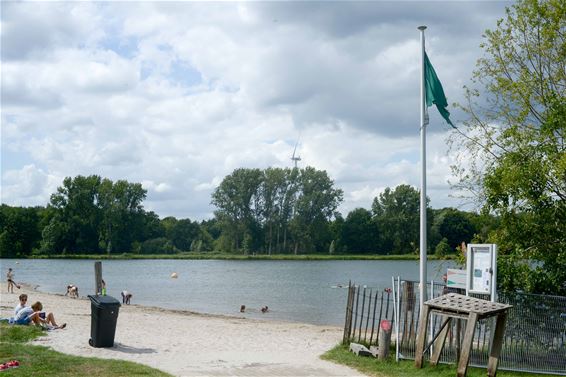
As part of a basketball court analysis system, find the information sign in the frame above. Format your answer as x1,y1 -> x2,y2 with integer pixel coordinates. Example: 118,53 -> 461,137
446,269 -> 466,290
466,244 -> 497,300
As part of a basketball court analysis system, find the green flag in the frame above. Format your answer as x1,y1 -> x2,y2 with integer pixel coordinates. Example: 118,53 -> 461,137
424,52 -> 455,128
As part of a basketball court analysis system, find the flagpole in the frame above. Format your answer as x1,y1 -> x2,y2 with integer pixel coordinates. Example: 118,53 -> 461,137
418,25 -> 427,312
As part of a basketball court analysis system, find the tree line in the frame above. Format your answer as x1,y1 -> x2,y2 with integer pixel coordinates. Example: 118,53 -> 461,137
0,170 -> 487,259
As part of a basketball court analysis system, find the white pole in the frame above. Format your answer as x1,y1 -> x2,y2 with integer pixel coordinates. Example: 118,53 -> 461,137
418,25 -> 428,312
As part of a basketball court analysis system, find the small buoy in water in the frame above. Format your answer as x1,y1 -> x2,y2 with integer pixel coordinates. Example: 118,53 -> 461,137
170,272 -> 178,279
15,261 -> 19,264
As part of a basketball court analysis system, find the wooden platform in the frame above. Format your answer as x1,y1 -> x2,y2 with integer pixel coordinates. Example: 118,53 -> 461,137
415,293 -> 512,377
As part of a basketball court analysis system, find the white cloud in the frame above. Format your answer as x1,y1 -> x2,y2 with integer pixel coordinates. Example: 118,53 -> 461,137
1,2 -> 507,219
1,165 -> 59,207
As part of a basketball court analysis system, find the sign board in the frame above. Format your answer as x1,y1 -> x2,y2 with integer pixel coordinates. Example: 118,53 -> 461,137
466,244 -> 497,300
446,269 -> 466,289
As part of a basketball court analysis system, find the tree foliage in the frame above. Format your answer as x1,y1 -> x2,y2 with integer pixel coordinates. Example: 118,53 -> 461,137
451,0 -> 566,294
0,205 -> 44,257
372,185 -> 426,254
211,167 -> 343,254
341,208 -> 378,253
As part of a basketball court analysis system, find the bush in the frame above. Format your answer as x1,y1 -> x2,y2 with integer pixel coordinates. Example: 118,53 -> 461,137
140,238 -> 178,254
435,238 -> 452,257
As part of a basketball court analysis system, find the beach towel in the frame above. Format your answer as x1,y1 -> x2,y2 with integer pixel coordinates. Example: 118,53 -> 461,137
0,360 -> 19,372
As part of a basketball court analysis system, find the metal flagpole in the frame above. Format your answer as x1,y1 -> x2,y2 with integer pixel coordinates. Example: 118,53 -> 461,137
418,25 -> 428,312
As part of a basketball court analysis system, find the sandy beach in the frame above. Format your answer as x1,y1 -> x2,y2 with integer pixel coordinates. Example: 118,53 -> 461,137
1,283 -> 364,377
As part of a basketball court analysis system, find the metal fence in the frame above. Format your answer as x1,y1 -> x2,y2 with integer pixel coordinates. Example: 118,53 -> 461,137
395,279 -> 566,375
342,282 -> 395,346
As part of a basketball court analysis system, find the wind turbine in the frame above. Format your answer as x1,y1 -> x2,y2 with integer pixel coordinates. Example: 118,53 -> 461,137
291,140 -> 301,168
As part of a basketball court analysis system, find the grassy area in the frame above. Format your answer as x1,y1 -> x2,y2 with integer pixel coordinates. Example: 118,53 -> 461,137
321,344 -> 553,377
23,252 -> 454,261
0,323 -> 172,377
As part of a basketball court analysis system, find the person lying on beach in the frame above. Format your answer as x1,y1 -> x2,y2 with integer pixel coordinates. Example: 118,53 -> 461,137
121,290 -> 132,304
13,301 -> 66,329
14,294 -> 28,316
65,284 -> 79,298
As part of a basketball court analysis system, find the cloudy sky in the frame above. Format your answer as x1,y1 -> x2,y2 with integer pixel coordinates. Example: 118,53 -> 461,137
1,1 -> 511,220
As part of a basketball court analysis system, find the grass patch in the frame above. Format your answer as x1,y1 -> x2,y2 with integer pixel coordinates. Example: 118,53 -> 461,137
0,322 -> 44,343
0,323 -> 172,377
321,344 -> 551,377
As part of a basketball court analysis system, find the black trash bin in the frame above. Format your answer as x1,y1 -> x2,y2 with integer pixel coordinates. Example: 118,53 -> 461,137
88,295 -> 121,347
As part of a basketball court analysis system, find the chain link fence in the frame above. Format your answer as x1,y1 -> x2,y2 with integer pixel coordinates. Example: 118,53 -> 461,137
343,279 -> 566,375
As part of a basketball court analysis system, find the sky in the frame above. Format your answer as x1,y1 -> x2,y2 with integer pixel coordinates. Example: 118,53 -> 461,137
1,1 -> 512,220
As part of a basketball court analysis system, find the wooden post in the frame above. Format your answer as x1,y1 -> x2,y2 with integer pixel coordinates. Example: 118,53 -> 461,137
352,285 -> 360,340
364,289 -> 372,342
430,316 -> 451,365
358,287 -> 367,342
487,312 -> 507,377
94,261 -> 102,295
343,283 -> 353,344
455,318 -> 461,360
457,312 -> 479,377
369,291 -> 378,345
378,320 -> 392,360
414,304 -> 431,368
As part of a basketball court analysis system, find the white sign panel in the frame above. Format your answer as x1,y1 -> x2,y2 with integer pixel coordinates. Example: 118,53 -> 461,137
467,244 -> 497,299
446,269 -> 467,289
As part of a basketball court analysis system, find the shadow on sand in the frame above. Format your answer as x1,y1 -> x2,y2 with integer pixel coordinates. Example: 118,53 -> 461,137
111,342 -> 157,354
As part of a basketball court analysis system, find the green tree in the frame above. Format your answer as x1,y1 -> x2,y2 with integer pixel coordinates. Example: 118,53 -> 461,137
290,167 -> 343,253
431,208 -> 476,251
211,168 -> 264,252
451,0 -> 566,294
40,175 -> 148,254
98,179 -> 147,253
341,208 -> 378,253
211,167 -> 342,254
372,185 -> 426,254
434,238 -> 452,257
167,218 -> 201,251
261,167 -> 293,254
329,213 -> 345,253
43,175 -> 103,254
0,205 -> 43,257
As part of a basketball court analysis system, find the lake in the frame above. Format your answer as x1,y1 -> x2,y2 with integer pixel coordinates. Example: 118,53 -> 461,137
1,258 -> 454,326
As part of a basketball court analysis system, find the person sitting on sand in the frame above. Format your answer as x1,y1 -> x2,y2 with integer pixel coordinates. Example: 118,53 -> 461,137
14,294 -> 28,316
65,284 -> 79,298
121,290 -> 132,305
6,268 -> 21,293
13,301 -> 66,329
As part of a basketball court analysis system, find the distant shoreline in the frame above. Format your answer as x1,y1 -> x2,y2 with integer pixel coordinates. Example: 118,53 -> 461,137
1,253 -> 455,261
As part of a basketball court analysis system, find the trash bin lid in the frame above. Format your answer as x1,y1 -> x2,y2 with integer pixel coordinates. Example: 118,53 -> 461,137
88,295 -> 121,308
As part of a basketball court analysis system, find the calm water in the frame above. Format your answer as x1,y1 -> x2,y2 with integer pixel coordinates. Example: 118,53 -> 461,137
1,259 -> 454,326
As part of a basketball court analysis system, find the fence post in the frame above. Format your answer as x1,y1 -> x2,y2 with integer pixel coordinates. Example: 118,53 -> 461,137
378,319 -> 393,360
430,279 -> 434,357
364,289 -> 372,342
352,284 -> 360,341
358,286 -> 367,343
369,291 -> 379,345
343,281 -> 353,344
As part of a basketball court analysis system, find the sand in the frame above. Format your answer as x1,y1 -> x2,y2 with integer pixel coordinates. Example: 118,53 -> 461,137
1,284 -> 364,377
